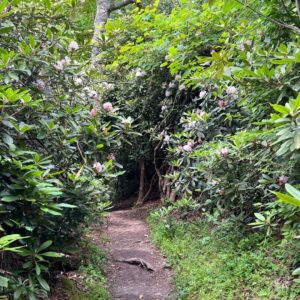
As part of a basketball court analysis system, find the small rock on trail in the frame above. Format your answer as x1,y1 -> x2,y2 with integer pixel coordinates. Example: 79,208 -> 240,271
105,208 -> 173,300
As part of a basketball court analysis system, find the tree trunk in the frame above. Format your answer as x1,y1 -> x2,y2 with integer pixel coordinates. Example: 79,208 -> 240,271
93,0 -> 136,56
136,159 -> 145,206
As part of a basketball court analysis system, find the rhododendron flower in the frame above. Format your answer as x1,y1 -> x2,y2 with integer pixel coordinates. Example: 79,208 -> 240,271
54,60 -> 64,71
179,84 -> 186,91
36,79 -> 46,91
107,153 -> 116,161
164,135 -> 170,143
90,107 -> 97,117
103,102 -> 113,112
161,105 -> 168,112
73,77 -> 83,86
93,162 -> 102,173
135,69 -> 146,78
68,41 -> 79,51
278,175 -> 288,185
226,86 -> 238,95
183,144 -> 192,152
62,56 -> 71,67
219,147 -> 229,157
199,91 -> 207,99
121,117 -> 132,129
218,100 -> 226,108
210,180 -> 219,186
165,90 -> 172,97
88,90 -> 97,99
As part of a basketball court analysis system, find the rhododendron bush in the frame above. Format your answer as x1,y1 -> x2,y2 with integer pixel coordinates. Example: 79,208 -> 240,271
0,0 -> 134,297
100,0 -> 300,274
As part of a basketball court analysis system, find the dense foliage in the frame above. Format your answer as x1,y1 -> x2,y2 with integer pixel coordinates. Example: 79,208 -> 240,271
0,0 -> 134,298
149,207 -> 300,299
99,0 -> 300,296
2,0 -> 300,298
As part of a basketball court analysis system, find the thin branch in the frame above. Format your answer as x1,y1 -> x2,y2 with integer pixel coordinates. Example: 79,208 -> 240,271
234,0 -> 300,36
109,0 -> 135,12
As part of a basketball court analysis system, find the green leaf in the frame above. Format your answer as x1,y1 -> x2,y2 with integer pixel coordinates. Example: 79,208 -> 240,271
0,0 -> 8,13
1,195 -> 20,202
56,203 -> 77,208
35,263 -> 41,275
285,184 -> 300,200
2,133 -> 13,145
0,275 -> 9,288
292,267 -> 300,276
42,251 -> 64,257
0,25 -> 14,34
37,240 -> 52,252
40,208 -> 62,216
254,213 -> 265,221
274,191 -> 300,206
270,104 -> 290,115
37,275 -> 50,291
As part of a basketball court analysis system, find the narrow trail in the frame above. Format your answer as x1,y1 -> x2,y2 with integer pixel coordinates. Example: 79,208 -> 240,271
105,208 -> 173,300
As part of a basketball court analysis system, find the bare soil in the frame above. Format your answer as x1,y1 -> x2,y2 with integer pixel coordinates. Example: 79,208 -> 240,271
105,207 -> 173,300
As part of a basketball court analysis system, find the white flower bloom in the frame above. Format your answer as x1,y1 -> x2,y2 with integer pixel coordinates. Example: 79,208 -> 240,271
165,90 -> 172,97
219,147 -> 229,157
245,39 -> 252,46
106,83 -> 114,90
73,77 -> 83,86
36,79 -> 46,91
179,84 -> 186,91
164,135 -> 170,143
183,144 -> 192,152
88,90 -> 97,99
68,41 -> 79,51
199,90 -> 207,99
54,60 -> 64,71
121,117 -> 133,128
62,56 -> 71,67
161,105 -> 168,112
169,82 -> 176,88
135,69 -> 146,78
226,86 -> 238,95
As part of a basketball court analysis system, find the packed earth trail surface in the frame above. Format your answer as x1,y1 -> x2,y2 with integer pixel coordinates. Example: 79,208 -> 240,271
105,207 -> 173,300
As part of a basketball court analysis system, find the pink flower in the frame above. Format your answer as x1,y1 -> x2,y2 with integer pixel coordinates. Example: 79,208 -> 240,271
183,144 -> 192,152
278,175 -> 288,186
218,100 -> 227,108
219,147 -> 229,158
107,153 -> 116,161
93,162 -> 102,173
90,107 -> 97,117
226,86 -> 238,95
103,102 -> 113,112
68,41 -> 79,51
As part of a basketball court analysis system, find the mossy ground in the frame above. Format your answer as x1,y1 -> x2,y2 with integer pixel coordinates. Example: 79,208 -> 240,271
149,213 -> 300,300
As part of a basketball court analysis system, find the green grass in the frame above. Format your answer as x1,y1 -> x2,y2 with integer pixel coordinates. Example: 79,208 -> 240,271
77,239 -> 110,300
149,213 -> 300,300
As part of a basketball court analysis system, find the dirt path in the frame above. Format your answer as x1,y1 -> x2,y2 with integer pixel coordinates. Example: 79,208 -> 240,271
105,208 -> 173,300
